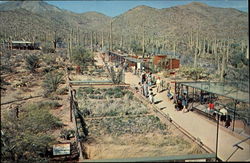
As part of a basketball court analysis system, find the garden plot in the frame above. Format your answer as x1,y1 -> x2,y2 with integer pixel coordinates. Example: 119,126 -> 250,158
76,87 -> 206,160
70,68 -> 110,81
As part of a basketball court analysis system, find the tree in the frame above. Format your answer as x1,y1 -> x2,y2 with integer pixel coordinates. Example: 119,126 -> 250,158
25,54 -> 39,73
71,47 -> 94,71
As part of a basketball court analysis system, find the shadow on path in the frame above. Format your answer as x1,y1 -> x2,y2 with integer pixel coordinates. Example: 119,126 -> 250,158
154,100 -> 163,104
159,107 -> 166,110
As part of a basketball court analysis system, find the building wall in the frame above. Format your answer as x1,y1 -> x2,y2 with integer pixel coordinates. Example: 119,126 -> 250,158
153,56 -> 180,70
153,56 -> 167,65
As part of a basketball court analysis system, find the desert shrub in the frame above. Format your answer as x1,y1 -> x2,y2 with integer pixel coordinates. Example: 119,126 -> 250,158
25,54 -> 40,73
87,116 -> 167,136
56,87 -> 68,95
163,71 -> 170,78
71,47 -> 94,71
0,78 -> 10,86
37,101 -> 62,109
42,43 -> 55,53
42,66 -> 56,74
43,71 -> 64,96
43,55 -> 56,65
81,108 -> 92,117
179,66 -> 205,80
60,129 -> 75,140
114,92 -> 123,98
78,90 -> 146,117
0,64 -> 13,74
1,102 -> 62,161
88,95 -> 104,99
80,87 -> 94,94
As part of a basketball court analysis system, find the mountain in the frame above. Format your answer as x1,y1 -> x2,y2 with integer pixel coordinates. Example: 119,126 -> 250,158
0,0 -> 111,42
0,1 -> 248,45
112,2 -> 248,41
0,0 -> 62,13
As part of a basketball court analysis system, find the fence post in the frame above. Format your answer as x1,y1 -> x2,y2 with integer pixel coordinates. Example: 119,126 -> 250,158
70,90 -> 73,122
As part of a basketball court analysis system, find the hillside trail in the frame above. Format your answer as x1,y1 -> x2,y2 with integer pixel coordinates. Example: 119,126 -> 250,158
124,71 -> 250,162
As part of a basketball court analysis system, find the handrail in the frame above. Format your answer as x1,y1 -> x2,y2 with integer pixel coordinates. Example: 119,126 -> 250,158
83,153 -> 216,162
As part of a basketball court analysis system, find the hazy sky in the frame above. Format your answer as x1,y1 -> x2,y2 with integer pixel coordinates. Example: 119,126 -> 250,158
46,0 -> 248,17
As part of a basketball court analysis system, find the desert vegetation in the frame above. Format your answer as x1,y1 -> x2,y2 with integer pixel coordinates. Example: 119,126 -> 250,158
75,87 -> 205,159
1,102 -> 63,162
0,1 -> 248,162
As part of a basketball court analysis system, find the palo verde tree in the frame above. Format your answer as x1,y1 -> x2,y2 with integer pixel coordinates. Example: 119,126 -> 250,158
71,46 -> 94,71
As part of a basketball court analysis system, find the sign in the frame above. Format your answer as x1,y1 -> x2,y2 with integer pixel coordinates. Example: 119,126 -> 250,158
53,143 -> 71,156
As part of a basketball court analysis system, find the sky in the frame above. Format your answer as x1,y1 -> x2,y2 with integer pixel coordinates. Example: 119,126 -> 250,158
45,0 -> 248,17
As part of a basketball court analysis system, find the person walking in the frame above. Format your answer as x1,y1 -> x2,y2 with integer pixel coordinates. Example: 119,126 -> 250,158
182,96 -> 188,113
143,81 -> 149,97
156,77 -> 161,93
149,88 -> 154,104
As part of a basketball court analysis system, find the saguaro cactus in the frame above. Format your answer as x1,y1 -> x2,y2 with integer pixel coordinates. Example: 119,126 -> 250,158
101,31 -> 104,50
194,46 -> 198,68
91,31 -> 93,52
226,41 -> 229,63
173,41 -> 176,55
109,20 -> 113,51
142,25 -> 145,55
190,29 -> 193,50
220,47 -> 226,82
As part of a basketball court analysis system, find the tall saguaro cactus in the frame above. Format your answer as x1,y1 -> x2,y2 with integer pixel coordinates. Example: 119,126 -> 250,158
220,47 -> 226,82
173,41 -> 176,55
120,35 -> 123,48
101,31 -> 104,50
68,31 -> 72,61
91,31 -> 93,52
190,29 -> 193,50
226,41 -> 229,63
142,25 -> 145,56
109,20 -> 113,51
194,46 -> 198,68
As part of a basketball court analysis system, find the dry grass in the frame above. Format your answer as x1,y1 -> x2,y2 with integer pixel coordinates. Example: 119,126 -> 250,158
85,133 -> 204,160
78,87 -> 206,160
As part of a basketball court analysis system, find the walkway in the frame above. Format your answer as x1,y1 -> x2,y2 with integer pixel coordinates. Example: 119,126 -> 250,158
125,72 -> 250,162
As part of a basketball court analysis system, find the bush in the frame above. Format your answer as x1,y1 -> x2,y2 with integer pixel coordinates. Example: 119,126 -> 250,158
42,43 -> 55,53
1,102 -> 62,161
43,55 -> 56,65
0,64 -> 13,74
43,71 -> 64,96
56,87 -> 68,95
25,54 -> 40,73
60,129 -> 75,140
37,101 -> 62,109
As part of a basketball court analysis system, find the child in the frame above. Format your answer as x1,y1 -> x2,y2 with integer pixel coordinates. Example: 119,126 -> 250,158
149,92 -> 154,104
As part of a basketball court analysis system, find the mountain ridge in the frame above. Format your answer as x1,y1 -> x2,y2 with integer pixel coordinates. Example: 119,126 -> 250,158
0,1 -> 248,43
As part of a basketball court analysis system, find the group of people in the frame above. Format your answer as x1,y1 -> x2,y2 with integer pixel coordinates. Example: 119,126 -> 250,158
137,71 -> 157,104
209,103 -> 232,128
172,93 -> 189,112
